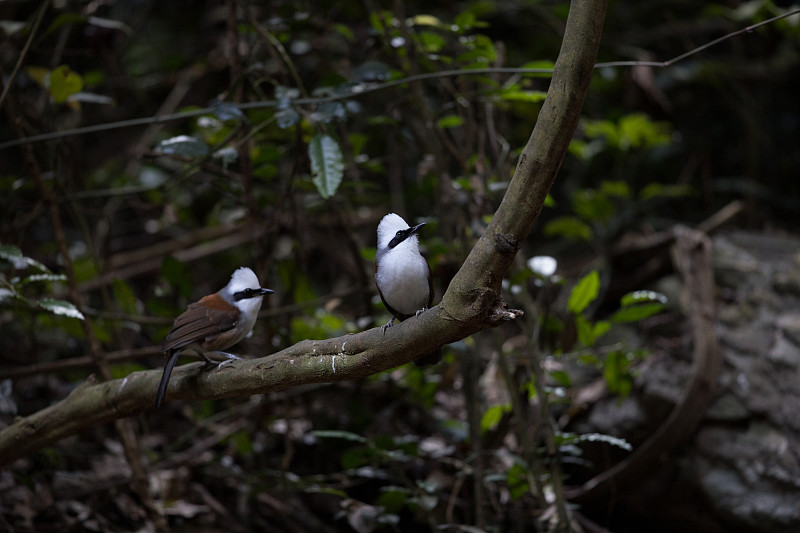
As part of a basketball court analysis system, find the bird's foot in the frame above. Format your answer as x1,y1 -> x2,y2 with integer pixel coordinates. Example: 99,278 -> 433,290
201,351 -> 242,364
215,359 -> 236,372
415,307 -> 428,318
380,317 -> 396,334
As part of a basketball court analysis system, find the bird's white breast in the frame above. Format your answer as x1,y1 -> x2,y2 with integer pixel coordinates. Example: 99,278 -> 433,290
234,297 -> 263,334
377,247 -> 430,315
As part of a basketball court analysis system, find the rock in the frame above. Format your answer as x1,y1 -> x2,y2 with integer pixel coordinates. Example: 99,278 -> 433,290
573,230 -> 800,532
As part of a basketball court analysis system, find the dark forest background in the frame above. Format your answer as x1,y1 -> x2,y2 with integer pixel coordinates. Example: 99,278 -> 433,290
1,0 -> 799,532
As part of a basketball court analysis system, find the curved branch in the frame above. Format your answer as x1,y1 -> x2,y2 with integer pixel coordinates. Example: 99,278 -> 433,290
0,0 -> 609,467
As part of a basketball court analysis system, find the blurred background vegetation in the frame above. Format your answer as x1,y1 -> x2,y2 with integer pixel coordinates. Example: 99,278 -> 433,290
1,0 -> 799,531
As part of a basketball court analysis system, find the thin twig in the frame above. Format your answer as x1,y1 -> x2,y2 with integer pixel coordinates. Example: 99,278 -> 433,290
0,0 -> 49,110
0,347 -> 162,380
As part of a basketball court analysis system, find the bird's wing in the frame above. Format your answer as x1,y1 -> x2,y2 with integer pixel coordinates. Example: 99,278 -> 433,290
161,294 -> 239,352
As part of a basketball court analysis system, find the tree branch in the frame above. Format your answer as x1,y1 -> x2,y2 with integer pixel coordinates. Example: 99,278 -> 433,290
0,0 -> 608,467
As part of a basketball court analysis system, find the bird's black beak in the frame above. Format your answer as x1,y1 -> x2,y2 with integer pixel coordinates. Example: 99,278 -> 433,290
409,222 -> 426,235
258,288 -> 275,296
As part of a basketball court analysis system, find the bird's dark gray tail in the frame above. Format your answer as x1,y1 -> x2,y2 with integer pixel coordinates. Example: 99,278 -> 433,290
155,350 -> 180,409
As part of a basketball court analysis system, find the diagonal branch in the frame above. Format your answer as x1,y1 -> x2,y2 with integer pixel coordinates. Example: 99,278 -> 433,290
0,0 -> 609,468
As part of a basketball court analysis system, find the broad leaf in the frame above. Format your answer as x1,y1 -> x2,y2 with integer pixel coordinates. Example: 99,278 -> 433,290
155,135 -> 209,157
275,108 -> 300,129
212,102 -> 245,122
38,298 -> 85,320
309,134 -> 344,199
620,290 -> 667,306
506,463 -> 530,500
604,350 -> 632,396
556,431 -> 632,451
480,403 -> 511,434
610,302 -> 664,323
0,245 -> 49,271
576,314 -> 610,346
49,65 -> 84,104
311,429 -> 368,443
499,89 -> 548,103
543,216 -> 592,241
22,273 -> 67,284
568,270 -> 600,314
436,115 -> 463,129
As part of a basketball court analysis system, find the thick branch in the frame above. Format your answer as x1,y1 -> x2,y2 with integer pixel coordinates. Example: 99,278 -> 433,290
1,307 -> 514,465
0,0 -> 608,467
442,0 -> 607,318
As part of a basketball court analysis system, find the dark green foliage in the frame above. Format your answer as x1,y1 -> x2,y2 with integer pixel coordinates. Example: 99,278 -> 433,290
1,0 -> 798,531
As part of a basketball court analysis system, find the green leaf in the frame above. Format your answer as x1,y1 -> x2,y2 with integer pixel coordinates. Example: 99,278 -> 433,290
543,216 -> 592,241
480,403 -> 511,434
228,430 -> 253,454
620,290 -> 667,307
309,134 -> 344,199
600,180 -> 631,199
577,432 -> 633,451
639,183 -> 693,200
0,244 -> 49,271
155,135 -> 209,157
212,102 -> 245,122
555,431 -> 632,451
519,59 -> 555,77
22,273 -> 67,285
38,298 -> 84,320
576,315 -> 610,346
275,108 -> 300,129
333,23 -> 354,42
604,350 -> 632,396
498,89 -> 548,103
418,30 -> 445,52
506,463 -> 530,500
311,102 -> 346,123
48,65 -> 84,103
610,302 -> 664,323
584,113 -> 671,151
568,270 -> 600,314
436,114 -> 463,129
376,486 -> 411,513
305,486 -> 349,498
213,146 -> 238,170
572,188 -> 616,223
454,11 -> 477,31
549,370 -> 572,387
311,430 -> 368,443
522,380 -> 537,400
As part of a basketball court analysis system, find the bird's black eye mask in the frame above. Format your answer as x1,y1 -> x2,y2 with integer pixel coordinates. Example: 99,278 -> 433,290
234,288 -> 274,301
388,222 -> 426,249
